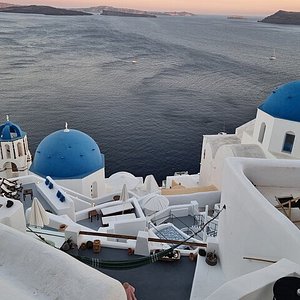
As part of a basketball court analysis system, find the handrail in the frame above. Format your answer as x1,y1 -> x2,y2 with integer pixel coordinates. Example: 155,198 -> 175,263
79,230 -> 207,247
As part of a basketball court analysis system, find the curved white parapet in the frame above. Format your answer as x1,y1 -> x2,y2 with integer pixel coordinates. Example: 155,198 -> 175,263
206,259 -> 300,300
0,223 -> 126,300
0,197 -> 26,233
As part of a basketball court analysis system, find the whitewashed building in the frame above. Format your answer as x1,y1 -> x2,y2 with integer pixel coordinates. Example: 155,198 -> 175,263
200,80 -> 300,189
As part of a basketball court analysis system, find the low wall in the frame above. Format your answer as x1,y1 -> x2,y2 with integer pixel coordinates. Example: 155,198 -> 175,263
0,224 -> 126,300
166,191 -> 220,207
218,158 -> 300,281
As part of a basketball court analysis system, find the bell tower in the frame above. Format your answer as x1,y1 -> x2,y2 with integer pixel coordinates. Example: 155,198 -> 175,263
0,116 -> 32,178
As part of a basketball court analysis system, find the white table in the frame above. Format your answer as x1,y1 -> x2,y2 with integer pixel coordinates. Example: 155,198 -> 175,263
100,202 -> 134,216
102,213 -> 136,226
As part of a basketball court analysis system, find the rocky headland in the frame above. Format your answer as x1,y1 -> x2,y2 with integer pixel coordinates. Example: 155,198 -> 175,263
0,5 -> 91,15
260,10 -> 300,25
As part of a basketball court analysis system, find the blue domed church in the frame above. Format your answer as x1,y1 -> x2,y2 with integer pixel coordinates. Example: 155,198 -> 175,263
199,80 -> 300,189
254,81 -> 300,157
0,116 -> 32,178
30,124 -> 105,198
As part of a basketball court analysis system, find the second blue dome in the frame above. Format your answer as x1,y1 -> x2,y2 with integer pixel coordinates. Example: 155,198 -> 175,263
259,81 -> 300,122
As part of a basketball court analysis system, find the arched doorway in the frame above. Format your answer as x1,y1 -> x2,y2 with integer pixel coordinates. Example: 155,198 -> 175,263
2,162 -> 18,178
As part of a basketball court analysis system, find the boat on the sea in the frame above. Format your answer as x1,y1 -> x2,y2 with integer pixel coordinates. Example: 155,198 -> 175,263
269,49 -> 276,60
1,81 -> 300,299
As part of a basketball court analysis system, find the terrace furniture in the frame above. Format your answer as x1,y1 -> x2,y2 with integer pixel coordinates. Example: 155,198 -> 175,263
275,195 -> 300,222
23,189 -> 33,201
100,202 -> 134,217
88,209 -> 99,222
1,185 -> 11,195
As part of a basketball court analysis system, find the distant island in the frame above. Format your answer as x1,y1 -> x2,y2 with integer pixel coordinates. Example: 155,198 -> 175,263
227,15 -> 247,20
260,10 -> 300,25
0,5 -> 91,15
101,9 -> 156,18
77,6 -> 194,17
0,2 -> 194,17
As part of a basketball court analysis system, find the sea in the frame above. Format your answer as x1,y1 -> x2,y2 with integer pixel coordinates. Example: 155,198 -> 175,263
0,13 -> 300,183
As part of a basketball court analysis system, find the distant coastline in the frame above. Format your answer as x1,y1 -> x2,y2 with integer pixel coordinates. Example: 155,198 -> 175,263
0,5 -> 91,15
77,6 -> 194,17
101,9 -> 156,18
0,2 -> 194,17
260,10 -> 300,25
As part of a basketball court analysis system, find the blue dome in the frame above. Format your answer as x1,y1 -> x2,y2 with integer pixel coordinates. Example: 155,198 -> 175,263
259,81 -> 300,122
0,120 -> 26,141
30,129 -> 104,179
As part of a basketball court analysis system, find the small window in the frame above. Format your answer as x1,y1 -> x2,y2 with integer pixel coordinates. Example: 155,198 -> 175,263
17,142 -> 23,157
258,122 -> 266,143
11,163 -> 18,172
282,132 -> 295,153
5,145 -> 11,159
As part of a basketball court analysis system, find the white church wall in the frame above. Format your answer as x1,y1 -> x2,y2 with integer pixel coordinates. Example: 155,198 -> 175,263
253,110 -> 300,158
58,178 -> 83,195
269,118 -> 300,157
252,110 -> 274,153
82,168 -> 105,198
199,141 -> 214,187
56,168 -> 105,199
218,158 -> 300,281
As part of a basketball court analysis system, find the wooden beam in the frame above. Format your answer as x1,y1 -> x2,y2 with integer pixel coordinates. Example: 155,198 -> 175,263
243,256 -> 276,263
79,230 -> 207,248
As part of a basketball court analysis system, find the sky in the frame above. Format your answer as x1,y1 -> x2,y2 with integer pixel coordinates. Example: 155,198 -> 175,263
6,0 -> 300,15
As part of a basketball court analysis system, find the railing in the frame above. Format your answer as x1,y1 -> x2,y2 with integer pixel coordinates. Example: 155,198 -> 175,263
194,214 -> 218,238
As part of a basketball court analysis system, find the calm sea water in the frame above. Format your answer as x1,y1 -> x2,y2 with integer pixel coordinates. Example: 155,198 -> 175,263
0,14 -> 300,182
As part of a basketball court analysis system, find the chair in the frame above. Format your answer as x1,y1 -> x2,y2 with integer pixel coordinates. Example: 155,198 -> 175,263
275,195 -> 300,222
23,189 -> 33,201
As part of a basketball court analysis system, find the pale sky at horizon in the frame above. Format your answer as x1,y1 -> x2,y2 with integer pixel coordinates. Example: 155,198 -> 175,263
6,0 -> 300,15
